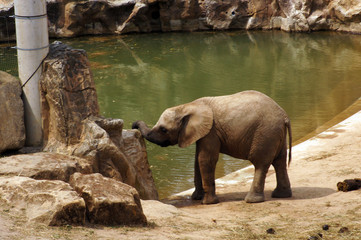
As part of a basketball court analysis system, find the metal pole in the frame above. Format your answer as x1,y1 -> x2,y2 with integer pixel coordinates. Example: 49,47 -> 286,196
14,0 -> 49,146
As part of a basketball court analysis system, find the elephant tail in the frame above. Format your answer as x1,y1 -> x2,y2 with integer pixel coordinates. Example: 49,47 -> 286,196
286,118 -> 292,167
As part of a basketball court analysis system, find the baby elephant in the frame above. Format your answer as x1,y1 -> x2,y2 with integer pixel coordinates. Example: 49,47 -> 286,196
132,91 -> 292,204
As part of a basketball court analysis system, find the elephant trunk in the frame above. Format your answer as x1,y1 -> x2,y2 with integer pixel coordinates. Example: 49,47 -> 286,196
132,120 -> 171,147
132,121 -> 151,137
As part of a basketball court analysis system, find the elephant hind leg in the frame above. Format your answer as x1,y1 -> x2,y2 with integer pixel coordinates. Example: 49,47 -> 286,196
271,146 -> 292,198
246,136 -> 284,203
245,166 -> 269,203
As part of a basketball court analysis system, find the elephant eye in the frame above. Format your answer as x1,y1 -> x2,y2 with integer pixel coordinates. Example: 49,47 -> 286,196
160,126 -> 168,133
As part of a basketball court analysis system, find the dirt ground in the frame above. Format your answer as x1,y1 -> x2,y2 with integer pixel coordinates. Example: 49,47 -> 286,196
1,104 -> 360,239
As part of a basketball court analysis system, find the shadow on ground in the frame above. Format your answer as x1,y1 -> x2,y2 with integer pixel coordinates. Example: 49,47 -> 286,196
163,187 -> 336,208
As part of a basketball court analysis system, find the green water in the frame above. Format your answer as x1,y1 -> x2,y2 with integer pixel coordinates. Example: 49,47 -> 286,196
62,31 -> 361,199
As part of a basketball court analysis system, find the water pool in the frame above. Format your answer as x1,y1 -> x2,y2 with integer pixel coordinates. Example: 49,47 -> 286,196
63,31 -> 361,198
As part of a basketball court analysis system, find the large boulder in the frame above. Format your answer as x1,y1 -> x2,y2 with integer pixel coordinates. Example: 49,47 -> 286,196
40,42 -> 158,200
0,176 -> 86,226
69,173 -> 147,225
0,71 -> 25,153
0,152 -> 92,182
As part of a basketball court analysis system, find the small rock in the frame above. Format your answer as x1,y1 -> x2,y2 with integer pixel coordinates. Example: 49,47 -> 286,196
307,233 -> 323,240
266,228 -> 275,234
308,236 -> 320,240
322,224 -> 329,230
338,227 -> 349,233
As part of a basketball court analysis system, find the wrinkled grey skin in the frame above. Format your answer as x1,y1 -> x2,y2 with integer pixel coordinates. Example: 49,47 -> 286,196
132,91 -> 292,204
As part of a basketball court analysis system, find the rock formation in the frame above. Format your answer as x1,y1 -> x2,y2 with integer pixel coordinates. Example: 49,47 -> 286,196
44,0 -> 361,35
0,37 -> 158,227
40,41 -> 158,200
1,0 -> 361,41
0,71 -> 25,153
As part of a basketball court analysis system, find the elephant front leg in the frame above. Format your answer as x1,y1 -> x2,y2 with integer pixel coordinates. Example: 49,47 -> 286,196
195,137 -> 220,204
191,155 -> 204,200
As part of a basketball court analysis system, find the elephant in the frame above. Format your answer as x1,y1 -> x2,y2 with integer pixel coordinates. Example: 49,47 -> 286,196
132,90 -> 292,204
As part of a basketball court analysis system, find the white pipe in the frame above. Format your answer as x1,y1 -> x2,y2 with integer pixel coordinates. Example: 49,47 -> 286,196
14,0 -> 49,147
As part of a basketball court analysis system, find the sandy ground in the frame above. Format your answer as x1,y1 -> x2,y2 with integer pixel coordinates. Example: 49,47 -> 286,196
1,103 -> 360,239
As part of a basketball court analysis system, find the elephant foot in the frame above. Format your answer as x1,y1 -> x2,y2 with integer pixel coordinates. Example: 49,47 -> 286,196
191,189 -> 204,200
245,192 -> 265,203
272,187 -> 292,198
201,193 -> 219,205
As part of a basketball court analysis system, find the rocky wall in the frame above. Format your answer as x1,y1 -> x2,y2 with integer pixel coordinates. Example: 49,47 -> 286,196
1,0 -> 361,42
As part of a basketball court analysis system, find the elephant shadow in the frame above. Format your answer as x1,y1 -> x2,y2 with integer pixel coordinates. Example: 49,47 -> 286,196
164,187 -> 336,208
284,186 -> 337,200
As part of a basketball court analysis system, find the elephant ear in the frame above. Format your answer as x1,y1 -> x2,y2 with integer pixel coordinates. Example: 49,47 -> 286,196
178,103 -> 213,148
